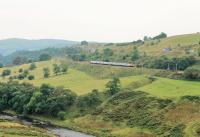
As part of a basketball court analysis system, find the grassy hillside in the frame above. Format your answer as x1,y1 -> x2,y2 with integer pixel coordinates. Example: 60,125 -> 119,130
0,59 -> 200,98
139,33 -> 200,57
28,90 -> 200,137
0,58 -> 200,137
0,60 -> 149,95
85,33 -> 200,62
137,77 -> 200,99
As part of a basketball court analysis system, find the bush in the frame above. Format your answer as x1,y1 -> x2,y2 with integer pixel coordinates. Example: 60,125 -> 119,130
57,111 -> 66,120
28,75 -> 35,80
184,67 -> 200,80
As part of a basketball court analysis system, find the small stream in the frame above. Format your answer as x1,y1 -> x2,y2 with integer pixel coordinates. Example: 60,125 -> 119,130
0,114 -> 94,137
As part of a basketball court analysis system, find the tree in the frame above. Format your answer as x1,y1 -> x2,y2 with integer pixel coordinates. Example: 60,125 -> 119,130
153,32 -> 167,40
131,47 -> 140,61
29,63 -> 37,70
81,41 -> 88,45
106,77 -> 121,95
53,64 -> 61,75
28,75 -> 35,80
103,48 -> 113,57
103,48 -> 113,61
77,89 -> 102,110
12,56 -> 27,65
17,74 -> 25,80
2,69 -> 11,77
43,67 -> 50,78
132,39 -> 144,45
39,54 -> 51,61
143,36 -> 152,41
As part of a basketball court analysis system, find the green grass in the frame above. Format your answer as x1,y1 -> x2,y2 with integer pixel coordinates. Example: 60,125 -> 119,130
137,77 -> 200,99
1,59 -> 200,97
0,60 -> 149,95
86,33 -> 200,59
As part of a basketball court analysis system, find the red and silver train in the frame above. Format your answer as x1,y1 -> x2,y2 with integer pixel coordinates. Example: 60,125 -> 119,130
90,61 -> 135,67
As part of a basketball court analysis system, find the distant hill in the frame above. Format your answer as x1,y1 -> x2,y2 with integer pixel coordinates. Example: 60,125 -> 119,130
0,38 -> 79,55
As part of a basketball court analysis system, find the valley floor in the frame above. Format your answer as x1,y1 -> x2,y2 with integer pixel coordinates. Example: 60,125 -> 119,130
0,60 -> 200,137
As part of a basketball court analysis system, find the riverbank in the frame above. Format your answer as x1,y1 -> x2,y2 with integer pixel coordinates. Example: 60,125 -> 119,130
0,111 -> 95,137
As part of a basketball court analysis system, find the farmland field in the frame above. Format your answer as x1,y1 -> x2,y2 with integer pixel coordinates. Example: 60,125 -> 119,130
0,60 -> 149,95
1,60 -> 200,98
137,77 -> 200,99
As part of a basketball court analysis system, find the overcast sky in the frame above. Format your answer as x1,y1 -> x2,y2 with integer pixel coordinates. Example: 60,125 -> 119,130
0,0 -> 199,42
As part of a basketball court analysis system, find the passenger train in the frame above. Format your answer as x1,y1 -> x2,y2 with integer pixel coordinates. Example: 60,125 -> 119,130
90,61 -> 135,67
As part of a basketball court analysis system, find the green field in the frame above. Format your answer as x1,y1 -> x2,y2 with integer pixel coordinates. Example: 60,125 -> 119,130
137,77 -> 200,99
1,60 -> 200,98
0,60 -> 149,95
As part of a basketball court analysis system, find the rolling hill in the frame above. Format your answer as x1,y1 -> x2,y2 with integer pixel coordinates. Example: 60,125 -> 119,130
0,59 -> 200,98
0,38 -> 79,55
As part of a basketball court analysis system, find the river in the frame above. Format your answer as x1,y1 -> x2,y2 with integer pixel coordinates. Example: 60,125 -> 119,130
0,114 -> 94,137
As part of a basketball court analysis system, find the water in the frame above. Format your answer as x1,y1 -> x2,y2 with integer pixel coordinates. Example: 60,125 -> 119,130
0,114 -> 94,137
47,128 -> 94,137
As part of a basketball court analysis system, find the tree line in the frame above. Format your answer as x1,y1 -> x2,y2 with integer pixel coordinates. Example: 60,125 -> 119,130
0,77 -> 121,120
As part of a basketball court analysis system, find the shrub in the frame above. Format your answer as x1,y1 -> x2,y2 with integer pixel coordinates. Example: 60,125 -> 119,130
184,66 -> 200,80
